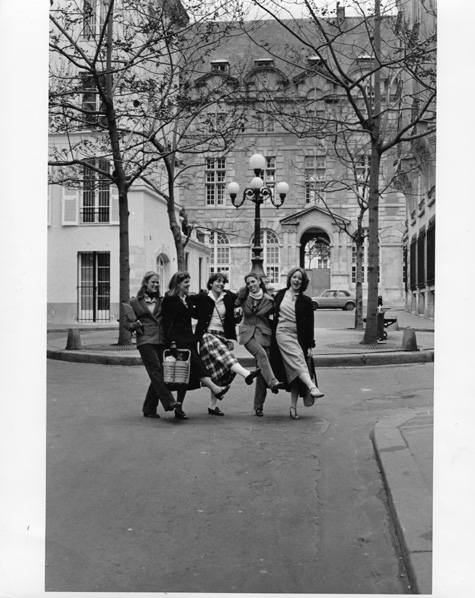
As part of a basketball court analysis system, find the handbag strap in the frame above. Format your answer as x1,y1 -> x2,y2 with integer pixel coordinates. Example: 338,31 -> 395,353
214,304 -> 226,329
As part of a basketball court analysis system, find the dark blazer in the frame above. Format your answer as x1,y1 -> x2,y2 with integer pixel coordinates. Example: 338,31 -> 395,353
161,294 -> 195,346
273,288 -> 315,352
238,293 -> 275,347
122,296 -> 166,348
192,290 -> 238,342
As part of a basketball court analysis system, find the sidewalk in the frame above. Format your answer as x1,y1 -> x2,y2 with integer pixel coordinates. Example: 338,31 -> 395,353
47,308 -> 434,594
47,308 -> 434,368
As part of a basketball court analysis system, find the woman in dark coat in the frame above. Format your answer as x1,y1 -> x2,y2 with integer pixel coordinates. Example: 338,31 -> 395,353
193,272 -> 261,416
235,272 -> 285,417
121,271 -> 181,418
161,271 -> 230,419
272,267 -> 324,420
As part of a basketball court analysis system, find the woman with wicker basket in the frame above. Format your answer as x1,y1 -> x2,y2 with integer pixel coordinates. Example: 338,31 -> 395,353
121,271 -> 182,419
161,271 -> 231,420
192,272 -> 261,416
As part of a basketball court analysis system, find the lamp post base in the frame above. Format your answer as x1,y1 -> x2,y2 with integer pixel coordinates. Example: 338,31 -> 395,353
250,258 -> 265,278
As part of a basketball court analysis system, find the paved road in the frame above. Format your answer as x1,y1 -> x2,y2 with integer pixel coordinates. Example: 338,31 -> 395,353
46,359 -> 433,593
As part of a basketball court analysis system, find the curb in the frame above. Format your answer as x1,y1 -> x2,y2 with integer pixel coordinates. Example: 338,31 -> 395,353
47,347 -> 434,367
371,411 -> 432,594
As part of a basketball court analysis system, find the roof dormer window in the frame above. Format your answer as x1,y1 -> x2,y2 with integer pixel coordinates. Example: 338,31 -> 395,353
254,58 -> 274,67
211,60 -> 230,73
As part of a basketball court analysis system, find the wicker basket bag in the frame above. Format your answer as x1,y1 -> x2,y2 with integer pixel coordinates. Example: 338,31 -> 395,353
163,348 -> 191,388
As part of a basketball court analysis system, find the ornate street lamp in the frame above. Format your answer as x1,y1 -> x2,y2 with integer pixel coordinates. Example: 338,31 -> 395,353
227,153 -> 289,277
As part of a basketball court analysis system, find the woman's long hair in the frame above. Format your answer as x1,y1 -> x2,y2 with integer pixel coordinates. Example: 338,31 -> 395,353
137,271 -> 161,299
167,271 -> 191,296
286,267 -> 309,293
236,272 -> 267,303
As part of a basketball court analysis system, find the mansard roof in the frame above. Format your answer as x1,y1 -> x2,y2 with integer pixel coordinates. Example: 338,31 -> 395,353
188,16 -> 396,90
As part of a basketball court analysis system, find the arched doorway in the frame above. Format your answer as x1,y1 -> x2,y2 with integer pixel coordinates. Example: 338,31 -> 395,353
300,228 -> 331,296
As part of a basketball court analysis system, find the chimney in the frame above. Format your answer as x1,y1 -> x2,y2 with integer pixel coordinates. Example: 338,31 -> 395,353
336,3 -> 345,24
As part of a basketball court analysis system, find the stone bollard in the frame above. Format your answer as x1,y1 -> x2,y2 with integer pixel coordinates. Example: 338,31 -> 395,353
66,328 -> 82,350
401,328 -> 418,351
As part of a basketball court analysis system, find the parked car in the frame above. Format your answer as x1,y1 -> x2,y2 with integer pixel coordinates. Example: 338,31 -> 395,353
311,289 -> 356,311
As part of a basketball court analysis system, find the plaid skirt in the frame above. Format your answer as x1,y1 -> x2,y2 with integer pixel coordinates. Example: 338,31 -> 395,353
199,332 -> 238,387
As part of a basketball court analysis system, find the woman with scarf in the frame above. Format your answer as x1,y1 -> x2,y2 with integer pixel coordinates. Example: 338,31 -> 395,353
235,272 -> 285,417
122,271 -> 181,418
193,272 -> 261,416
161,271 -> 231,420
272,267 -> 324,420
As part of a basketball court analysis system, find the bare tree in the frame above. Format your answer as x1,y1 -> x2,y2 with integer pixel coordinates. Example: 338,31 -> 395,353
229,0 -> 436,343
49,0 -> 247,343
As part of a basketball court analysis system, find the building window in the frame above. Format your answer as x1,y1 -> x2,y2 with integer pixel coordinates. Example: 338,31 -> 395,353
256,113 -> 275,132
417,230 -> 426,288
156,255 -> 166,290
251,230 -> 280,284
78,251 -> 110,322
355,154 -> 370,199
80,72 -> 106,127
351,237 -> 368,283
260,156 -> 275,203
410,238 -> 417,290
305,154 -> 326,203
83,0 -> 108,39
209,231 -> 230,277
210,60 -> 230,73
427,221 -> 435,285
81,159 -> 111,223
206,158 -> 226,206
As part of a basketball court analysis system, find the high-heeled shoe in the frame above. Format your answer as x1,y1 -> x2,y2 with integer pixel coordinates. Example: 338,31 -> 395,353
289,406 -> 300,420
215,385 -> 231,400
245,368 -> 261,385
310,387 -> 325,399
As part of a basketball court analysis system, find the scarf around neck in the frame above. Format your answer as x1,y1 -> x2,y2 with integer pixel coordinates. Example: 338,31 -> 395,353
249,289 -> 264,301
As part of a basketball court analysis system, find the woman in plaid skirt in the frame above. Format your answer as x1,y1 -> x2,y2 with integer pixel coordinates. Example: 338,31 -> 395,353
192,272 -> 261,416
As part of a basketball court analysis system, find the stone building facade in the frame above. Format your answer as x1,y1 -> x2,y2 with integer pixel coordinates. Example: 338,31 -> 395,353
180,17 -> 407,305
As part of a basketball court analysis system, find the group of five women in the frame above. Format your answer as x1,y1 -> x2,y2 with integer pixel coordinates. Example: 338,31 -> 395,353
123,267 -> 324,421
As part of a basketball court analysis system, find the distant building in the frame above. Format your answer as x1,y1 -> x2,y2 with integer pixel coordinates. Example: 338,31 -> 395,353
180,14 -> 408,305
47,0 -> 208,325
397,0 -> 436,319
47,171 -> 209,325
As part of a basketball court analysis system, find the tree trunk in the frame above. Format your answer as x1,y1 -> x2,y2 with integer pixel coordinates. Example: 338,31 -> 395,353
362,0 -> 382,345
118,187 -> 132,345
362,150 -> 381,344
165,155 -> 187,271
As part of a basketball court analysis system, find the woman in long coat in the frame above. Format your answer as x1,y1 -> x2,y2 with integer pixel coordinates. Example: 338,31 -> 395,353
122,271 -> 181,418
161,271 -> 230,419
272,267 -> 324,420
235,272 -> 285,417
192,272 -> 261,416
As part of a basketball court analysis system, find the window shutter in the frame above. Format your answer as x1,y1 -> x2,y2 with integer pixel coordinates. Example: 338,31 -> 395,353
110,183 -> 120,225
62,186 -> 79,225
